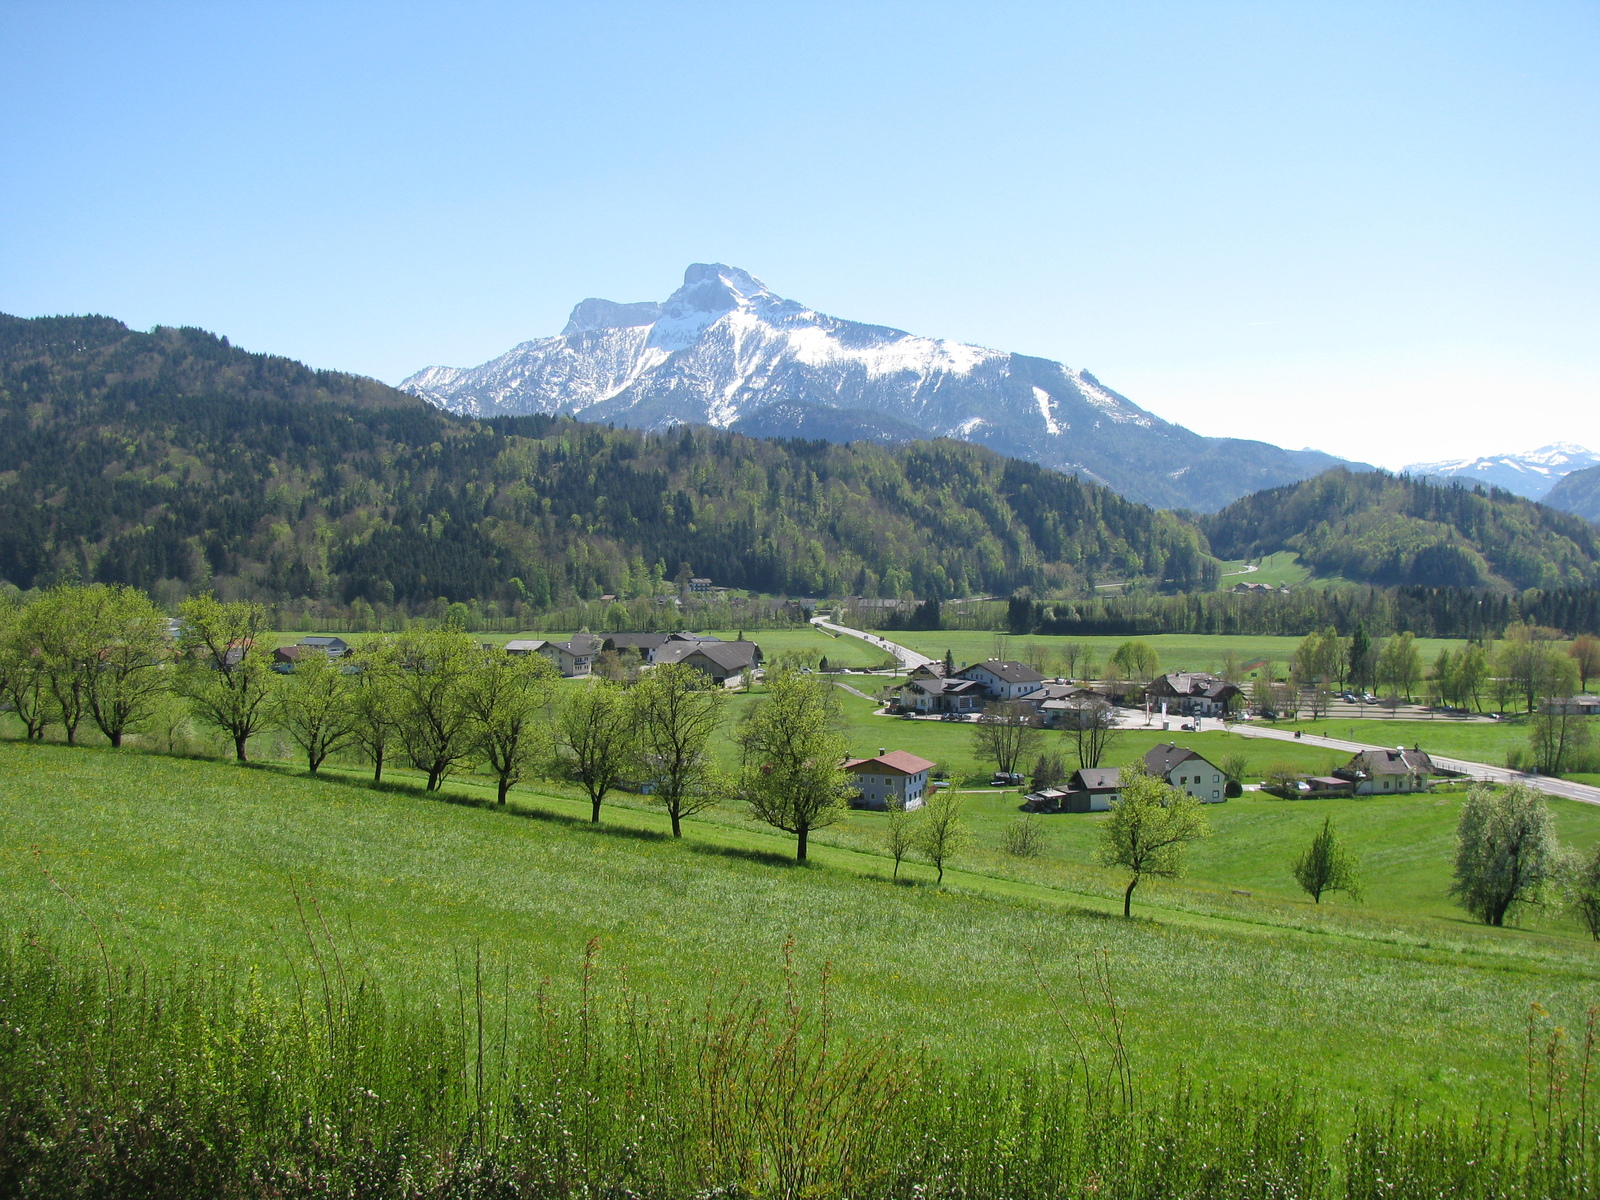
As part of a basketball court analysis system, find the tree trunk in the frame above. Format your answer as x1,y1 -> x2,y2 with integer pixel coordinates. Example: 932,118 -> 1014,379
110,730 -> 123,749
670,810 -> 682,837
372,749 -> 384,785
1123,875 -> 1138,918
797,826 -> 809,862
234,733 -> 248,761
591,795 -> 602,823
497,778 -> 510,805
308,751 -> 323,774
427,767 -> 443,791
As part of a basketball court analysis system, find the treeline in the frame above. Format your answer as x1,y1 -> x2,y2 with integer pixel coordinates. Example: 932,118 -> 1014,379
1001,584 -> 1600,638
1203,468 -> 1600,591
0,313 -> 1213,610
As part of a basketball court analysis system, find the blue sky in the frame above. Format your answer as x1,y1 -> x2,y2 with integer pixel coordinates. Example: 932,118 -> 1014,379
2,1 -> 1596,468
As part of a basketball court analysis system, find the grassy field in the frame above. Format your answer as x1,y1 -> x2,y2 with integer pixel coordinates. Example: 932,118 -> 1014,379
7,727 -> 1600,1119
1217,551 -> 1313,589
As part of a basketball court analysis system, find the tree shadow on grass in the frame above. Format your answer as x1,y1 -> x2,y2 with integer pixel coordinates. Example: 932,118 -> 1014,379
686,841 -> 804,869
249,761 -> 680,846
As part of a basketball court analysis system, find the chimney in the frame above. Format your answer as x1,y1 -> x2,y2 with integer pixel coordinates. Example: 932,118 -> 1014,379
879,748 -> 887,756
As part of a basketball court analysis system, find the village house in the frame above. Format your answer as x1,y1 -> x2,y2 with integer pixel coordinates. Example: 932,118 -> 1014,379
504,634 -> 602,678
1541,695 -> 1600,717
897,675 -> 987,715
687,577 -> 714,593
1025,743 -> 1228,812
955,659 -> 1046,701
843,750 -> 936,810
1333,748 -> 1437,795
651,637 -> 762,683
1144,672 -> 1242,717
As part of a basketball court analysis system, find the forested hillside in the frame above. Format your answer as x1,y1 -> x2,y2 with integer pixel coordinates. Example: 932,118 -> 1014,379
1546,464 -> 1600,525
0,313 -> 1216,609
1202,469 -> 1600,591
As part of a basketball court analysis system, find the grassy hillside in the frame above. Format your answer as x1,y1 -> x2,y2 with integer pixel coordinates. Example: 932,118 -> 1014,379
5,735 -> 1600,1119
1203,468 -> 1600,590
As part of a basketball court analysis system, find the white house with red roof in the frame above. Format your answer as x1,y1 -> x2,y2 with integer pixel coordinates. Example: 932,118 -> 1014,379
842,750 -> 936,811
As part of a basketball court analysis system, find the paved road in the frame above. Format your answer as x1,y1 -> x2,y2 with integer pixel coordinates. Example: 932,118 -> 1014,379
1220,721 -> 1600,808
810,617 -> 936,671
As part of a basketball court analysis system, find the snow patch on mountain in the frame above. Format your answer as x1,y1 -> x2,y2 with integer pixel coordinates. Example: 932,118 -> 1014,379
1404,442 -> 1600,501
401,263 -> 1354,511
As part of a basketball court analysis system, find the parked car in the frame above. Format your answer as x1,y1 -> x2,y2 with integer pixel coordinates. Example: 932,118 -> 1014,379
990,772 -> 1025,786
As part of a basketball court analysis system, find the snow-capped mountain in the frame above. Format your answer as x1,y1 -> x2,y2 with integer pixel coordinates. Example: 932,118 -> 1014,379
402,264 -> 1352,511
1403,443 -> 1600,501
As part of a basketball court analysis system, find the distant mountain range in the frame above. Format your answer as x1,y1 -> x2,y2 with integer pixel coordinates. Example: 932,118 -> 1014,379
401,264 -> 1356,512
1402,442 -> 1600,500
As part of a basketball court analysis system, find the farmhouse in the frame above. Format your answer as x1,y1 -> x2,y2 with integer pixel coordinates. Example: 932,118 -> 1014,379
843,750 -> 935,811
1026,743 -> 1229,812
897,675 -> 986,714
602,632 -> 673,660
651,637 -> 761,683
1145,672 -> 1242,717
1025,767 -> 1123,813
505,634 -> 601,678
1333,748 -> 1437,795
298,635 -> 349,658
1143,743 -> 1228,803
954,659 -> 1045,701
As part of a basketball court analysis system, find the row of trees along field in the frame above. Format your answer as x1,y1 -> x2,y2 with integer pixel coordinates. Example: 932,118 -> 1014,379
992,583 -> 1600,639
0,584 -> 913,859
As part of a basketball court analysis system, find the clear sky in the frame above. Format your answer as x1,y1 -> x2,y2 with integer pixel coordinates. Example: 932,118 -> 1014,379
3,1 -> 1596,469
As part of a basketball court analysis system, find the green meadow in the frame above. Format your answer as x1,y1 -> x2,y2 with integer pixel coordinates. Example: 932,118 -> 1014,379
6,722 -> 1600,1120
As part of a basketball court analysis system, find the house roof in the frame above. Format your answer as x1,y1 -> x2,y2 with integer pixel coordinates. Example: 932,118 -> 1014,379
604,632 -> 671,652
653,640 -> 759,672
958,659 -> 1045,685
1143,743 -> 1220,777
1338,748 -> 1436,778
905,677 -> 984,696
1149,672 -> 1236,698
844,751 -> 936,776
505,639 -> 549,653
1070,767 -> 1123,791
300,636 -> 347,648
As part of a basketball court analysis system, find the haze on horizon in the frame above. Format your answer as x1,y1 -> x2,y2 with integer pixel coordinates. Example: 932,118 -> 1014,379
1,1 -> 1595,471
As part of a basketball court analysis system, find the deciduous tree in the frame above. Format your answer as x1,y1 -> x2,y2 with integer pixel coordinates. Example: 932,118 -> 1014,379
275,651 -> 358,773
178,596 -> 275,761
1292,816 -> 1363,903
391,629 -> 480,790
1572,635 -> 1600,694
556,678 -> 636,823
737,669 -> 856,860
916,791 -> 967,884
1097,766 -> 1211,917
1070,700 -> 1122,770
884,796 -> 917,880
632,662 -> 727,837
465,646 -> 559,804
1450,783 -> 1561,926
81,586 -> 171,748
972,700 -> 1043,778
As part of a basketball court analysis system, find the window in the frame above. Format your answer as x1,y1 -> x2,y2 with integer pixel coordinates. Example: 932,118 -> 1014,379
1212,790 -> 1220,799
